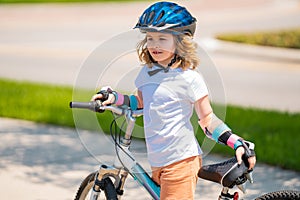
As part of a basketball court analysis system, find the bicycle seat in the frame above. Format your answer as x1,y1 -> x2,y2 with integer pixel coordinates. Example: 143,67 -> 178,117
198,157 -> 248,188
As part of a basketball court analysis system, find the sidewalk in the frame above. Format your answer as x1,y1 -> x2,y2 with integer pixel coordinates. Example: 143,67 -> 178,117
1,117 -> 299,200
199,38 -> 300,63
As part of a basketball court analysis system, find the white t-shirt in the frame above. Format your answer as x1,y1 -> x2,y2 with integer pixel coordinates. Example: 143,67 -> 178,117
135,65 -> 209,167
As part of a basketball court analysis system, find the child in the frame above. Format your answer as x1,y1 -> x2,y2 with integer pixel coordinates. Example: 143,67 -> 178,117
92,1 -> 256,199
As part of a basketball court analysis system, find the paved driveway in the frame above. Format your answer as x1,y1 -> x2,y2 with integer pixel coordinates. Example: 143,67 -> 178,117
1,117 -> 300,199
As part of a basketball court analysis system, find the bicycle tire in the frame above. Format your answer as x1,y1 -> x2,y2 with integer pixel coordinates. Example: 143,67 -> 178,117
255,190 -> 300,200
74,171 -> 118,200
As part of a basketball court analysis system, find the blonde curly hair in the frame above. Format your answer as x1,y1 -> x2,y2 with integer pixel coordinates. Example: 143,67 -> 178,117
136,33 -> 200,70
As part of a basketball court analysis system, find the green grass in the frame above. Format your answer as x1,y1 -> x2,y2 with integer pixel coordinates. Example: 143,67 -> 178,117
0,78 -> 74,126
0,78 -> 113,132
1,78 -> 300,171
216,28 -> 300,49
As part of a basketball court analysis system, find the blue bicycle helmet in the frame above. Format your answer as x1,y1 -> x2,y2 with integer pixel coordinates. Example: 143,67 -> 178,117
134,1 -> 197,36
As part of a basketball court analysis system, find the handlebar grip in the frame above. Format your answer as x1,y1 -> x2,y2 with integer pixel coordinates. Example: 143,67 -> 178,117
69,101 -> 102,112
70,101 -> 91,108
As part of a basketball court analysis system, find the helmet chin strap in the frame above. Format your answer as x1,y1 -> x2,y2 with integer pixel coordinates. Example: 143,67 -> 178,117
148,54 -> 177,76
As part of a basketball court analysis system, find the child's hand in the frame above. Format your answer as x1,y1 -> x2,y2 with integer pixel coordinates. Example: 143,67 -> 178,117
91,86 -> 116,106
91,93 -> 115,105
235,146 -> 256,170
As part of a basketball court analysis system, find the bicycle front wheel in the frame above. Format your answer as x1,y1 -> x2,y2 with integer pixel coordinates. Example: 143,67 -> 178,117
255,190 -> 300,200
74,172 -> 118,200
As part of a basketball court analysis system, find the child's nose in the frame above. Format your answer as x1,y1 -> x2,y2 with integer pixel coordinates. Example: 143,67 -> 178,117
149,40 -> 160,48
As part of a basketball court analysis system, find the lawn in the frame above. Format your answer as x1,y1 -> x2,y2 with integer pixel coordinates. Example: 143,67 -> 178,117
1,78 -> 299,171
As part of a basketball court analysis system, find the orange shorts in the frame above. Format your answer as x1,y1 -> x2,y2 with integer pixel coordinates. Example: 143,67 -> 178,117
151,156 -> 202,200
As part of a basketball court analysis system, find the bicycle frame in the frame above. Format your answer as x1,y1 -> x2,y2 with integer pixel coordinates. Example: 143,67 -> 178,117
88,106 -> 161,200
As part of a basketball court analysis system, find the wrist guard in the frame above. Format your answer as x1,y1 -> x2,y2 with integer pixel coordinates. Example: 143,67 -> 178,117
199,113 -> 245,150
218,131 -> 243,150
113,91 -> 138,110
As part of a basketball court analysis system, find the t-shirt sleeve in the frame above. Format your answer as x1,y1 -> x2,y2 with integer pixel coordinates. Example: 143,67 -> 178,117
188,71 -> 209,102
134,65 -> 147,89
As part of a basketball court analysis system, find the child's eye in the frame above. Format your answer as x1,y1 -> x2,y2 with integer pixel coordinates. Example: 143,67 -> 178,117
159,38 -> 166,41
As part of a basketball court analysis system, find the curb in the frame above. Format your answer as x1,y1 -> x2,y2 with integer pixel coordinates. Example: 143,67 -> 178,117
198,38 -> 300,63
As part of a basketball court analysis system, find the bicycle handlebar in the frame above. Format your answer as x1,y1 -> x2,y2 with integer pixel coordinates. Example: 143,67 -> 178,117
70,101 -> 143,117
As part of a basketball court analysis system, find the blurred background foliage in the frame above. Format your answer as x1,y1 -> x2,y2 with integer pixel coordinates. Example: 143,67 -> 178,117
217,28 -> 300,49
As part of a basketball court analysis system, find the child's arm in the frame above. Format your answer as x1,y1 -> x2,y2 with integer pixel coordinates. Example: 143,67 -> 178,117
195,95 -> 256,169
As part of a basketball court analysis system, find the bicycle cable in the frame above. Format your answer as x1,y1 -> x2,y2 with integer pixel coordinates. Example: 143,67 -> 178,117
109,112 -> 135,170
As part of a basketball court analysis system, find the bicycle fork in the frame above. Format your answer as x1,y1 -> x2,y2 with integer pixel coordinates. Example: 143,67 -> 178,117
89,165 -> 128,200
88,152 -> 160,200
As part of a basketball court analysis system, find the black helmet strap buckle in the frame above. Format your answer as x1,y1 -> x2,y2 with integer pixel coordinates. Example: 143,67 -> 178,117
148,54 -> 177,76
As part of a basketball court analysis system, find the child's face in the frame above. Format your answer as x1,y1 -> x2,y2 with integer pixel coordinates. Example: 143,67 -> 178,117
146,32 -> 176,66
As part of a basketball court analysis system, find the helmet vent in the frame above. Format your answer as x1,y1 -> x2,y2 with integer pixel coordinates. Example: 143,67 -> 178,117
148,11 -> 155,24
156,10 -> 165,26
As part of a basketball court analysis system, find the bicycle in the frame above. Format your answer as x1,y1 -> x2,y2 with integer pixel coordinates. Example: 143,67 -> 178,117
70,100 -> 300,200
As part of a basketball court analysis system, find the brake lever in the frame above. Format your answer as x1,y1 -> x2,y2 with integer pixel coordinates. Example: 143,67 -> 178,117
245,170 -> 254,184
94,100 -> 105,113
239,140 -> 255,184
